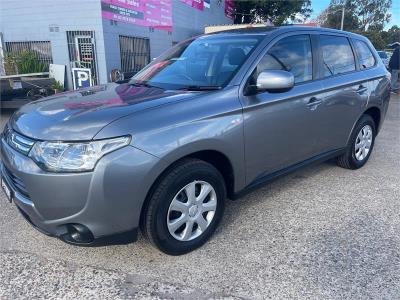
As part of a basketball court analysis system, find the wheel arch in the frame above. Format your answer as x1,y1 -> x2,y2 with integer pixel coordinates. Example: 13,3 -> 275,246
346,106 -> 382,146
363,106 -> 381,133
139,149 -> 236,231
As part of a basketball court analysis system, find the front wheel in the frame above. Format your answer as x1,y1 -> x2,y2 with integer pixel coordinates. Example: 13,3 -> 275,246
142,159 -> 226,255
337,114 -> 376,170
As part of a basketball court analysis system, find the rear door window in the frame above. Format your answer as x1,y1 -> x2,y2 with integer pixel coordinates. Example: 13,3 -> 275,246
353,39 -> 376,69
320,35 -> 356,77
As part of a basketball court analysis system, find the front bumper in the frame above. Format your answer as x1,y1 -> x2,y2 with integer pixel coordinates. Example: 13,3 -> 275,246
0,136 -> 162,245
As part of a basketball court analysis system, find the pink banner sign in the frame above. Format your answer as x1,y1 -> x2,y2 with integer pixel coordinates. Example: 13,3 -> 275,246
224,0 -> 234,19
101,0 -> 172,31
180,0 -> 204,11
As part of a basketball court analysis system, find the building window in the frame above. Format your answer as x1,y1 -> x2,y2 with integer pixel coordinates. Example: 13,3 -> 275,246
4,41 -> 52,75
119,35 -> 150,74
66,31 -> 98,84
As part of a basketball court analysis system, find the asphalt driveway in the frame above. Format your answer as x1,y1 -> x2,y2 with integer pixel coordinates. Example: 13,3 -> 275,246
0,95 -> 399,299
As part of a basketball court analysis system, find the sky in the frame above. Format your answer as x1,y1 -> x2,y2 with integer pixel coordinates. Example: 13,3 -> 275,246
310,0 -> 400,30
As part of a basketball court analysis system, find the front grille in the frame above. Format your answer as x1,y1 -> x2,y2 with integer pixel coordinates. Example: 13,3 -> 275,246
2,165 -> 30,198
2,125 -> 35,155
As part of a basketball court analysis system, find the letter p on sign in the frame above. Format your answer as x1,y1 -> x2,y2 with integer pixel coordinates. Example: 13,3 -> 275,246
72,68 -> 92,90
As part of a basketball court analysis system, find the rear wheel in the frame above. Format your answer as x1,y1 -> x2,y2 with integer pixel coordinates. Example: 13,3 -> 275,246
142,158 -> 226,255
337,114 -> 376,169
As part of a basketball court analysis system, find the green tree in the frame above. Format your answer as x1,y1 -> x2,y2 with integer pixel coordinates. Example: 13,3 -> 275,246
233,0 -> 312,25
318,0 -> 360,31
355,0 -> 392,31
317,0 -> 392,32
385,25 -> 400,45
359,30 -> 387,49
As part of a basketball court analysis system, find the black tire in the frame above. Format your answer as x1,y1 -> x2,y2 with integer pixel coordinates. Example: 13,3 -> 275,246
337,114 -> 376,170
142,158 -> 226,255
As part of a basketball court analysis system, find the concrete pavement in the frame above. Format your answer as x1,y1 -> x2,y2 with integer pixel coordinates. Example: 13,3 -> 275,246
0,94 -> 399,299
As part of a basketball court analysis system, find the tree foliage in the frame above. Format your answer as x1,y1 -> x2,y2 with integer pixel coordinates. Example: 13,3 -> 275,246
383,25 -> 400,45
355,0 -> 392,31
317,0 -> 395,49
356,25 -> 399,50
233,0 -> 312,25
318,0 -> 392,31
316,0 -> 360,31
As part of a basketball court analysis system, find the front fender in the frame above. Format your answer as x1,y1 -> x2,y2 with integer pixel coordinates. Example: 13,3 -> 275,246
95,87 -> 246,193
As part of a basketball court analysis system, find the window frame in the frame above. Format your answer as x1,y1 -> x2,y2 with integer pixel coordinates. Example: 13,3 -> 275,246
240,31 -> 318,96
350,38 -> 378,71
317,33 -> 358,79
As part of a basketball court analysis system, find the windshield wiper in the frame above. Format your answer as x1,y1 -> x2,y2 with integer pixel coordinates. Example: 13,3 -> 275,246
179,85 -> 222,91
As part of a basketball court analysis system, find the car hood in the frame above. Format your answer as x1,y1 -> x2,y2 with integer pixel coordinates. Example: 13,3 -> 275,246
9,83 -> 197,141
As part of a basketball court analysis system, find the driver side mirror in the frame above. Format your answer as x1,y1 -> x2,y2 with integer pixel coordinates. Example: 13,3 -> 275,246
256,70 -> 294,93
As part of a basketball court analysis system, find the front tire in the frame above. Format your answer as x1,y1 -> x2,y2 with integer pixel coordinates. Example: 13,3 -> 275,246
143,158 -> 226,255
337,114 -> 376,170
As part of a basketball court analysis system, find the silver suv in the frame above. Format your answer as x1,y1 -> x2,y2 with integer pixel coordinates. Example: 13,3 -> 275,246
0,27 -> 391,254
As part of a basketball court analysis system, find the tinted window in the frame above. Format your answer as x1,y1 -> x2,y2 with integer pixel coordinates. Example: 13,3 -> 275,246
320,35 -> 356,77
353,39 -> 376,69
256,35 -> 313,84
218,44 -> 258,85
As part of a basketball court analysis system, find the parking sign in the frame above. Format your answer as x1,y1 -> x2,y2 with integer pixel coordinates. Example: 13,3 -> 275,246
72,68 -> 92,90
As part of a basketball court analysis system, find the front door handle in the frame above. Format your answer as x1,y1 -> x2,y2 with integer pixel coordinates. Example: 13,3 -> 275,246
356,85 -> 368,94
307,97 -> 323,107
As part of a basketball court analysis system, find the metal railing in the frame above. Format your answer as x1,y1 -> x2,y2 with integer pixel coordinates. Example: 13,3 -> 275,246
4,41 -> 53,74
66,30 -> 98,85
119,35 -> 150,74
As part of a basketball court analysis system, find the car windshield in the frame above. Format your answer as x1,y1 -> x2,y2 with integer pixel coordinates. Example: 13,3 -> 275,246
378,51 -> 388,59
131,35 -> 262,90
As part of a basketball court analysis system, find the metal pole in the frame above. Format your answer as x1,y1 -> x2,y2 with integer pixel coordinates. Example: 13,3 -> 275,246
340,4 -> 345,30
0,32 -> 6,76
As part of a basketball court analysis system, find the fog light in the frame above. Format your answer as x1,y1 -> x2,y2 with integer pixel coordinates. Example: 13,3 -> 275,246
62,224 -> 94,244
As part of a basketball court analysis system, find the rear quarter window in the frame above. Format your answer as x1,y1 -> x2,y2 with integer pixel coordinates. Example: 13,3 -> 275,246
353,39 -> 376,69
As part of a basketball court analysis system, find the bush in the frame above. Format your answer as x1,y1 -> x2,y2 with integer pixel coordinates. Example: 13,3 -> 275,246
50,80 -> 64,92
17,50 -> 47,74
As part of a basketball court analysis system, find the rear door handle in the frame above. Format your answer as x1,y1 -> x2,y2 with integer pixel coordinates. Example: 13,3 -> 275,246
356,85 -> 368,94
307,97 -> 323,107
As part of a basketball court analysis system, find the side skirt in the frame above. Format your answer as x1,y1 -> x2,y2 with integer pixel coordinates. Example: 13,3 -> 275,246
232,148 -> 345,200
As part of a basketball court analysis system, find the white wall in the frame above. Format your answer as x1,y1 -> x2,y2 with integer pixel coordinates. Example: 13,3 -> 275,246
0,0 -> 106,88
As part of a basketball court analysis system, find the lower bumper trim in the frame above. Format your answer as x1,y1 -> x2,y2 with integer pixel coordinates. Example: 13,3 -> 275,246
61,228 -> 138,247
16,205 -> 138,247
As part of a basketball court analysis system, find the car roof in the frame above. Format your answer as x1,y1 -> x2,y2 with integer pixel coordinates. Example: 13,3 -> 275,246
208,25 -> 367,40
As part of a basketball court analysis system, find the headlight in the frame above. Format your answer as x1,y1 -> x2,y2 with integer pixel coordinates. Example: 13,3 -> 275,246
29,136 -> 131,172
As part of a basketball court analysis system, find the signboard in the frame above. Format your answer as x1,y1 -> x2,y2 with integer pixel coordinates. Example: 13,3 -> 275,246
180,0 -> 204,11
49,64 -> 66,87
72,68 -> 92,90
224,0 -> 234,19
101,0 -> 172,31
